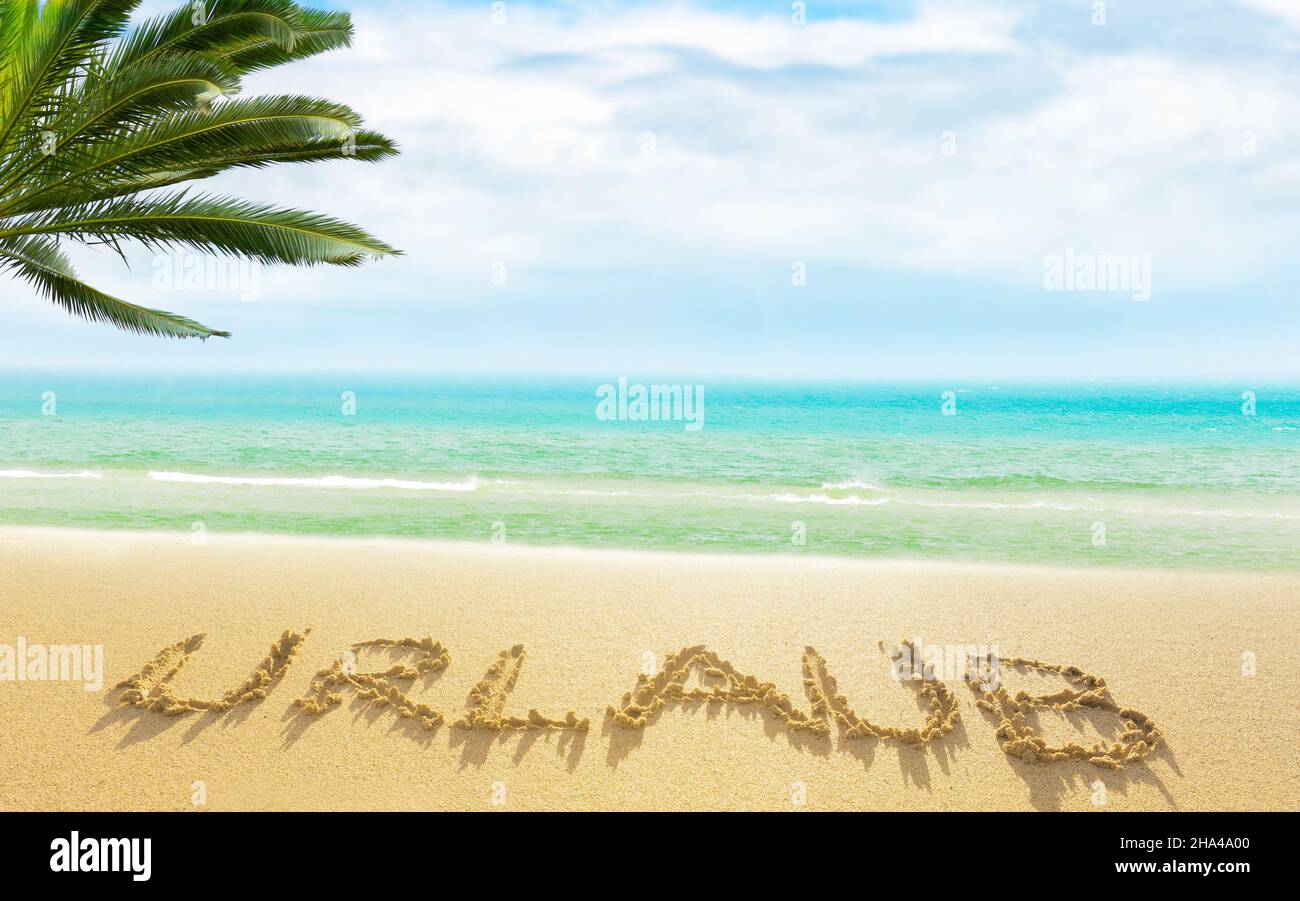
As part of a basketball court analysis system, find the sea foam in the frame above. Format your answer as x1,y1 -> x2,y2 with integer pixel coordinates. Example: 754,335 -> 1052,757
146,471 -> 479,492
0,469 -> 102,480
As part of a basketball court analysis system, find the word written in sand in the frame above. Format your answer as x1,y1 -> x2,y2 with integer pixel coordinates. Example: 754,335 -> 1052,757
114,632 -> 1161,769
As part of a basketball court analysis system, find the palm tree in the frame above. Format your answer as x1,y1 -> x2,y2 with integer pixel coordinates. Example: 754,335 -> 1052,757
0,0 -> 399,339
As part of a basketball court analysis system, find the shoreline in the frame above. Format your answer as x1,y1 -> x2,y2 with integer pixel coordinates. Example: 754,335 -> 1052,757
3,523 -> 1295,578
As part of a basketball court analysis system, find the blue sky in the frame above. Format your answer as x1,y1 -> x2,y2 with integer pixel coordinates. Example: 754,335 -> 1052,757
2,0 -> 1298,378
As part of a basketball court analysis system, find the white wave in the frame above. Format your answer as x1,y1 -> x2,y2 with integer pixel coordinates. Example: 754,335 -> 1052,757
768,492 -> 889,506
0,469 -> 102,480
902,498 -> 1097,512
499,483 -> 1298,519
819,477 -> 887,492
515,485 -> 893,506
899,496 -> 1300,520
123,471 -> 1300,520
1176,507 -> 1300,521
146,471 -> 479,492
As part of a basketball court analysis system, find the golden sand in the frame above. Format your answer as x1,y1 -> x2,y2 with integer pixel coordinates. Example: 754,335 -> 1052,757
0,526 -> 1296,811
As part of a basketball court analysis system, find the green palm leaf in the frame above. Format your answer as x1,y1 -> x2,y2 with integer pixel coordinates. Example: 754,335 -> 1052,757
0,0 -> 137,155
110,0 -> 300,71
0,0 -> 400,340
5,191 -> 399,264
0,234 -> 229,338
4,95 -> 366,214
220,8 -> 352,74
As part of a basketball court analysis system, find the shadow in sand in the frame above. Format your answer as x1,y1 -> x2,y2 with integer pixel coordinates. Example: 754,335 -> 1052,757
444,658 -> 589,771
601,650 -> 968,789
815,670 -> 971,790
973,702 -> 1178,810
280,644 -> 450,749
91,630 -> 309,748
277,643 -> 590,770
91,685 -> 270,750
826,714 -> 974,791
447,724 -> 587,772
601,692 -> 834,769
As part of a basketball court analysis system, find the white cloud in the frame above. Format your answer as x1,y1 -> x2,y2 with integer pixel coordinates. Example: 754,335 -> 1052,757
1241,0 -> 1300,30
193,0 -> 1298,303
10,0 -> 1300,320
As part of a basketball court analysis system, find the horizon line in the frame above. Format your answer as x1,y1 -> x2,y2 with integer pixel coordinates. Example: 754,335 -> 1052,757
0,366 -> 1296,386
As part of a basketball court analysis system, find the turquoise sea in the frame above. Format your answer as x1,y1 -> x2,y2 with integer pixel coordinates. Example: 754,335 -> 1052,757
0,373 -> 1297,569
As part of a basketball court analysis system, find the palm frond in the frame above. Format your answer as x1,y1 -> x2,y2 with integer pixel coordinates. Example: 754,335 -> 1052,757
4,94 -> 365,214
110,0 -> 301,71
3,191 -> 400,265
0,234 -> 230,338
0,1 -> 400,339
0,0 -> 139,156
219,8 -> 352,74
0,53 -> 242,199
44,130 -> 398,201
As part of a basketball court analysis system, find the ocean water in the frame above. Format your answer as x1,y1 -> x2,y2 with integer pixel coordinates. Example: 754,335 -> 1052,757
0,373 -> 1297,569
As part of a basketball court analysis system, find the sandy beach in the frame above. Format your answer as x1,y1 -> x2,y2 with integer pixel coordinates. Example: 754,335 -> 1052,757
0,526 -> 1295,812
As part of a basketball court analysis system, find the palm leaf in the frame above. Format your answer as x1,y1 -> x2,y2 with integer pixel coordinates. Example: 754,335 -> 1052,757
0,53 -> 242,199
4,94 -> 363,214
0,234 -> 229,338
4,191 -> 400,265
110,0 -> 300,72
219,8 -> 352,73
50,130 -> 400,200
0,2 -> 400,339
0,0 -> 139,156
